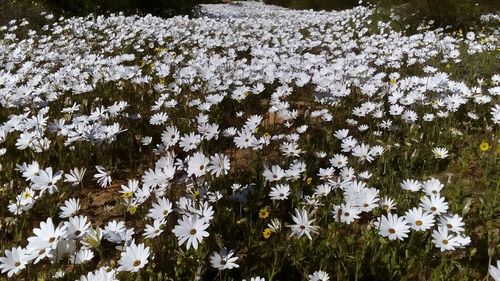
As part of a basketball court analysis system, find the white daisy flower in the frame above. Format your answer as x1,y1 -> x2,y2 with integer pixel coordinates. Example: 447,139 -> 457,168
172,215 -> 210,250
117,242 -> 150,272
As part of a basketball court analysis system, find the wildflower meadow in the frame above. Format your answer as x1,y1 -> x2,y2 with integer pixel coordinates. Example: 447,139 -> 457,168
0,1 -> 499,280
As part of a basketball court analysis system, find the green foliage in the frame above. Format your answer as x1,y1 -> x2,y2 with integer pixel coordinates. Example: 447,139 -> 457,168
0,0 -> 222,26
265,0 -> 360,10
0,0 -> 49,26
374,0 -> 500,29
45,0 -> 220,18
266,0 -> 500,28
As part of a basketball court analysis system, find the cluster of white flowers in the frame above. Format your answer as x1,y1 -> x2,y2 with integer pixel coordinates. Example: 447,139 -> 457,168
0,1 -> 498,279
376,178 -> 471,252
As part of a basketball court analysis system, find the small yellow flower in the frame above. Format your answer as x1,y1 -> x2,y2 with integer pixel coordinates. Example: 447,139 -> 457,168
445,64 -> 451,69
479,141 -> 490,152
263,228 -> 272,239
306,177 -> 313,185
193,190 -> 200,199
122,191 -> 133,199
128,206 -> 137,215
259,208 -> 270,219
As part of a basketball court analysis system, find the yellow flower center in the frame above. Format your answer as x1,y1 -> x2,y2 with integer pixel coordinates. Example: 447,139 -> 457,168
479,142 -> 490,152
263,228 -> 272,239
122,191 -> 133,198
259,208 -> 270,219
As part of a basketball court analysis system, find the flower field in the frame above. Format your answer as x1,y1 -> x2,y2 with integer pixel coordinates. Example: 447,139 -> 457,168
0,1 -> 499,280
